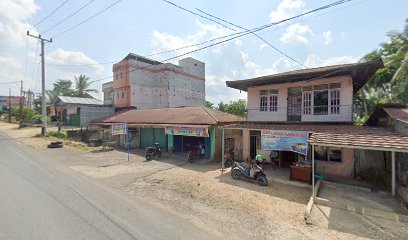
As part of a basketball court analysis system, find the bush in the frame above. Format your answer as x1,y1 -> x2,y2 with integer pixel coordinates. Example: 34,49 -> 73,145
32,114 -> 51,124
11,107 -> 37,124
46,130 -> 67,139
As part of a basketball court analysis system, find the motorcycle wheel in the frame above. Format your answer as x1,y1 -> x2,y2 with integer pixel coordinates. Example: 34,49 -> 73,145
187,155 -> 193,163
145,155 -> 152,161
231,168 -> 242,180
257,175 -> 268,186
158,151 -> 161,158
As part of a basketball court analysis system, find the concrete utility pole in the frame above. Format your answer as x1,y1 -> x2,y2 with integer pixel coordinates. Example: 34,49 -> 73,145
27,31 -> 52,135
19,80 -> 23,125
8,88 -> 11,123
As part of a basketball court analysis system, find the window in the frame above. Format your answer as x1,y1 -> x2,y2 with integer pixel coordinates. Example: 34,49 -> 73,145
314,146 -> 342,162
120,72 -> 123,79
260,89 -> 278,112
116,91 -> 119,99
313,90 -> 328,115
260,96 -> 268,111
330,89 -> 340,114
122,91 -> 125,99
302,91 -> 312,115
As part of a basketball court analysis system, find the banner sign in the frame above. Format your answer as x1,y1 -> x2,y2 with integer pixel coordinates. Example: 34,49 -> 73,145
112,123 -> 128,135
165,126 -> 209,137
261,130 -> 309,155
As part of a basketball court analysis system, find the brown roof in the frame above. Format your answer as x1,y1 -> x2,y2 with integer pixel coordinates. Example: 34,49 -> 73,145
383,108 -> 408,124
92,106 -> 245,126
226,58 -> 383,93
225,123 -> 408,152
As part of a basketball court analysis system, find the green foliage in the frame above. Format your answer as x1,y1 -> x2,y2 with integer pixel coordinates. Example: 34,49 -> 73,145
205,100 -> 214,109
216,99 -> 247,117
46,130 -> 67,139
356,19 -> 408,118
74,74 -> 98,98
10,107 -> 37,124
47,79 -> 75,102
32,114 -> 51,124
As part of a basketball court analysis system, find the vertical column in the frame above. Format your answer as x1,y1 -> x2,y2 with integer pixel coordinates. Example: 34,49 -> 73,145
167,134 -> 174,152
221,128 -> 225,169
392,151 -> 396,197
209,127 -> 215,160
242,129 -> 250,162
312,144 -> 315,200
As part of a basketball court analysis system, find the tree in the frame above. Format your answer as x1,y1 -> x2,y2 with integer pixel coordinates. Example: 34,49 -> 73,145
205,100 -> 214,109
47,79 -> 75,103
225,99 -> 247,117
217,101 -> 228,112
73,74 -> 98,98
355,19 -> 408,120
11,107 -> 37,124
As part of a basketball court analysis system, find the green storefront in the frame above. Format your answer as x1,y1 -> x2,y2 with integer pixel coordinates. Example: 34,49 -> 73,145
140,128 -> 167,149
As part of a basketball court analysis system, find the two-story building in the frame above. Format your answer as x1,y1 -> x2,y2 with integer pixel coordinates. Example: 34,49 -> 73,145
102,53 -> 205,110
224,59 -> 408,196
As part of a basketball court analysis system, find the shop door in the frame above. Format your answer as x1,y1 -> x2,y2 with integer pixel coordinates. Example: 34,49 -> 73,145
287,87 -> 302,122
140,128 -> 154,149
250,135 -> 257,160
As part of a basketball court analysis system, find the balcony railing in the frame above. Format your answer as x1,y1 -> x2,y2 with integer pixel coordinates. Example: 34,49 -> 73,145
247,105 -> 353,122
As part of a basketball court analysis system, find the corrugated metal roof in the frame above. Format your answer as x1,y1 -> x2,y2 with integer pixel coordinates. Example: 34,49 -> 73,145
226,59 -> 383,93
384,108 -> 408,124
224,123 -> 408,152
92,106 -> 245,125
56,96 -> 103,105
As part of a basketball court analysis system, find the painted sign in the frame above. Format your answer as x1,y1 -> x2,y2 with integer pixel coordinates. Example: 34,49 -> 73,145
165,126 -> 209,137
112,123 -> 128,135
261,130 -> 309,155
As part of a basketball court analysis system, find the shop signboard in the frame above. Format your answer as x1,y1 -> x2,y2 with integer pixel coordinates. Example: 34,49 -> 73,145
165,126 -> 209,137
112,123 -> 128,135
261,130 -> 309,155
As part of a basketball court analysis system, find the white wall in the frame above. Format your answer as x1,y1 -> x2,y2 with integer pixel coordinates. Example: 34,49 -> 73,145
247,75 -> 353,122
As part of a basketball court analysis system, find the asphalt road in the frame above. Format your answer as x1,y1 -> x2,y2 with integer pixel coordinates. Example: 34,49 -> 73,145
0,131 -> 219,240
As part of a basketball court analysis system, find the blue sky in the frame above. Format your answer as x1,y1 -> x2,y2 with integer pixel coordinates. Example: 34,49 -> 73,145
1,0 -> 407,103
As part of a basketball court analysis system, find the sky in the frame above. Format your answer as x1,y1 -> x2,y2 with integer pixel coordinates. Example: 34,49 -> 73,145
0,0 -> 407,104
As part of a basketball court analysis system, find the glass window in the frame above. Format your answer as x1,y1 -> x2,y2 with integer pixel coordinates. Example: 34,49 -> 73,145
329,83 -> 341,89
122,92 -> 125,99
328,148 -> 342,162
260,90 -> 268,95
314,146 -> 328,161
314,90 -> 328,115
330,89 -> 340,114
269,95 -> 278,112
303,86 -> 313,91
269,89 -> 278,94
260,96 -> 268,111
314,84 -> 328,91
303,91 -> 312,115
314,146 -> 342,163
120,72 -> 123,79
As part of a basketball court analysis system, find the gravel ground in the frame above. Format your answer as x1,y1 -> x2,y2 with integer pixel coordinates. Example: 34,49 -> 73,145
0,122 -> 380,239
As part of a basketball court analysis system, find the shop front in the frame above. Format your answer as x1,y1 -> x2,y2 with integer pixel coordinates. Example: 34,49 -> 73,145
165,125 -> 212,159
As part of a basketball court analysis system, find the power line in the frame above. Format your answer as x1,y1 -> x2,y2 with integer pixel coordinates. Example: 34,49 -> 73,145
51,0 -> 123,39
88,0 -> 352,84
162,0 -> 236,31
31,0 -> 70,29
41,0 -> 96,35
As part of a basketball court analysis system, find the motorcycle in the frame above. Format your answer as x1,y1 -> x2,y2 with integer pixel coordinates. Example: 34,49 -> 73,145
145,143 -> 162,161
187,145 -> 204,163
223,147 -> 235,168
230,160 -> 268,186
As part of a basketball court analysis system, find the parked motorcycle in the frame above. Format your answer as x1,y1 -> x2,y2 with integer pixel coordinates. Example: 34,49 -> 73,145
223,147 -> 235,168
230,160 -> 268,186
145,143 -> 162,161
187,145 -> 205,163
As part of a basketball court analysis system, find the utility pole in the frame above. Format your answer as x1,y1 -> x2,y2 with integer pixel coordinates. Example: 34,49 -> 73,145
19,80 -> 23,126
27,31 -> 52,135
8,88 -> 11,123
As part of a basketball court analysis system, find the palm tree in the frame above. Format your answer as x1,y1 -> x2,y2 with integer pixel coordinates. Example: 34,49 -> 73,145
74,74 -> 98,98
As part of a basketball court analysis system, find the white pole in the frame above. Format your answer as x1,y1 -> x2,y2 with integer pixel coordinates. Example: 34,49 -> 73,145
392,151 -> 396,197
312,144 -> 315,200
221,128 -> 225,170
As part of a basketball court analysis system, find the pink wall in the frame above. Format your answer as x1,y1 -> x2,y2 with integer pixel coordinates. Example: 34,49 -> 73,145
317,147 -> 354,177
112,60 -> 131,108
242,129 -> 250,161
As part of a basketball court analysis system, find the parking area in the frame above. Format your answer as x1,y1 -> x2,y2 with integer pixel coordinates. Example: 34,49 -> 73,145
311,181 -> 408,239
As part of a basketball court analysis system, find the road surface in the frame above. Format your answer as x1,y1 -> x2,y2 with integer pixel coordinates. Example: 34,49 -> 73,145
0,131 -> 219,240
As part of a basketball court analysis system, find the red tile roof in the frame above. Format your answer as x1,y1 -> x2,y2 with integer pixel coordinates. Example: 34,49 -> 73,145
92,106 -> 245,126
225,123 -> 408,152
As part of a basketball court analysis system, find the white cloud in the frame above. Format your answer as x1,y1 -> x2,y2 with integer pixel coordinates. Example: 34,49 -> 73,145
269,0 -> 305,22
0,0 -> 107,99
323,30 -> 333,45
280,23 -> 313,44
259,43 -> 268,50
304,53 -> 359,68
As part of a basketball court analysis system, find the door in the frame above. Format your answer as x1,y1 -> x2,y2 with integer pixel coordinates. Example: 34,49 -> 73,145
287,87 -> 302,122
250,135 -> 257,160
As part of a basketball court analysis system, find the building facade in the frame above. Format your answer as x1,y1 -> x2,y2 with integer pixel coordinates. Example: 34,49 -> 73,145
102,53 -> 205,109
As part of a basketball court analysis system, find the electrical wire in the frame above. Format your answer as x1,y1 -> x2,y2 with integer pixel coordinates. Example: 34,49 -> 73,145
51,0 -> 123,39
194,8 -> 307,68
31,0 -> 70,29
88,0 -> 353,84
41,0 -> 96,35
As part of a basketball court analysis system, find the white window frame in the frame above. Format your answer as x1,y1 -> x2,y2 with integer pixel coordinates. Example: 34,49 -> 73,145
259,89 -> 278,112
330,89 -> 340,115
269,94 -> 278,112
302,91 -> 312,115
260,96 -> 268,111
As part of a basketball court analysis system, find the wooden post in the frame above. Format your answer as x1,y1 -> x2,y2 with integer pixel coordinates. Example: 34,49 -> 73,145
221,127 -> 225,171
392,151 -> 396,197
312,144 -> 315,200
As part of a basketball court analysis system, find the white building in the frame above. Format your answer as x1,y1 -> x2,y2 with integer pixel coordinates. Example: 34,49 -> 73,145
102,53 -> 205,109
